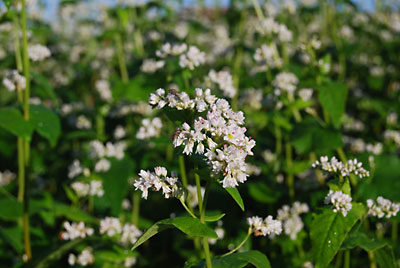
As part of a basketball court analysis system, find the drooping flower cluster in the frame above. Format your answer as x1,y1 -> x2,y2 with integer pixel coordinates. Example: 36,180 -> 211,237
28,44 -> 51,61
0,170 -> 16,187
136,117 -> 163,140
367,197 -> 400,219
312,156 -> 369,178
206,70 -> 236,98
148,88 -> 255,188
59,221 -> 94,240
324,190 -> 352,217
134,167 -> 183,200
2,70 -> 26,91
277,202 -> 309,240
68,247 -> 94,266
71,180 -> 104,197
247,216 -> 282,237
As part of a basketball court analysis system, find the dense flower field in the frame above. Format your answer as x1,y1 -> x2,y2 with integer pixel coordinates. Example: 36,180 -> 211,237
1,0 -> 400,267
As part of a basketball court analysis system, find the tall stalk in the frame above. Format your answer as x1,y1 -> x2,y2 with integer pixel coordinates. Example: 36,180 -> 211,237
115,34 -> 129,83
20,0 -> 32,260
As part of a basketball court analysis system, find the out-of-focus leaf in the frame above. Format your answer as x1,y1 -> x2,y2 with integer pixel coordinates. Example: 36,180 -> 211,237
0,107 -> 33,140
0,226 -> 23,253
341,231 -> 386,252
0,198 -> 23,220
35,238 -> 84,268
204,212 -> 225,222
185,250 -> 271,268
318,81 -> 348,127
310,203 -> 364,268
132,217 -> 218,251
375,245 -> 396,268
31,72 -> 57,100
53,203 -> 96,223
248,182 -> 280,204
30,104 -> 61,147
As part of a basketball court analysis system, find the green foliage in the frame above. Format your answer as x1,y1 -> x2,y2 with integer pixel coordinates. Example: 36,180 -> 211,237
310,203 -> 365,268
225,186 -> 245,211
30,104 -> 61,146
0,107 -> 33,140
132,217 -> 218,251
318,81 -> 348,127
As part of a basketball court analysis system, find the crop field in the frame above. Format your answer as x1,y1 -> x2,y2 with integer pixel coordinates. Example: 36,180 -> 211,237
0,0 -> 400,267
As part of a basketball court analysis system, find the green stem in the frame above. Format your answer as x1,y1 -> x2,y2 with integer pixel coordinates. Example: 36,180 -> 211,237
115,34 -> 129,83
180,199 -> 197,219
179,156 -> 189,187
221,229 -> 251,257
344,250 -> 350,268
231,47 -> 243,111
17,138 -> 25,203
392,221 -> 398,242
285,143 -> 295,199
250,0 -> 264,20
131,6 -> 144,57
20,0 -> 32,260
13,16 -> 23,72
334,251 -> 343,268
132,191 -> 140,225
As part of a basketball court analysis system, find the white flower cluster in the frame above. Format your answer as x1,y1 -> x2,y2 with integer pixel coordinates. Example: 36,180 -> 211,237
255,18 -> 293,42
134,167 -> 182,200
207,70 -> 236,98
2,70 -> 26,91
94,158 -> 111,172
71,180 -> 104,197
273,72 -> 299,96
297,88 -> 313,101
367,197 -> 400,219
240,88 -> 263,110
136,117 -> 163,140
187,185 -> 205,208
28,44 -> 51,61
141,59 -> 165,73
324,190 -> 352,217
68,160 -> 90,179
100,217 -> 142,245
60,221 -> 94,240
76,115 -> 92,129
384,130 -> 400,146
312,156 -> 370,178
156,43 -> 188,58
179,46 -> 206,70
277,202 -> 309,240
95,80 -> 112,102
68,247 -> 94,266
149,88 -> 255,188
89,140 -> 126,160
247,216 -> 282,237
0,170 -> 16,187
254,44 -> 282,69
114,125 -> 126,140
100,217 -> 122,236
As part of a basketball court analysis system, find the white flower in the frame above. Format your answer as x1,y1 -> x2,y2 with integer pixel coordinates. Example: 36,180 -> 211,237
60,221 -> 94,241
324,190 -> 352,217
94,159 -> 111,173
90,140 -> 126,160
95,80 -> 112,102
134,167 -> 183,200
248,215 -> 282,237
120,223 -> 142,245
68,247 -> 94,266
28,44 -> 51,61
367,197 -> 400,219
207,70 -> 236,98
89,180 -> 104,197
277,202 -> 309,240
2,70 -> 26,91
156,43 -> 187,58
273,72 -> 298,96
136,117 -> 163,140
312,156 -> 369,178
124,257 -> 137,267
0,170 -> 16,187
179,46 -> 206,70
71,182 -> 90,197
100,217 -> 122,237
114,125 -> 126,140
187,185 -> 205,208
68,160 -> 83,179
141,59 -> 165,73
76,115 -> 92,129
298,88 -> 313,101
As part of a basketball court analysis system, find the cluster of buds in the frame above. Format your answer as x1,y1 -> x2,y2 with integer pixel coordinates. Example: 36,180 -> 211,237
324,190 -> 353,217
247,216 -> 282,237
367,197 -> 400,219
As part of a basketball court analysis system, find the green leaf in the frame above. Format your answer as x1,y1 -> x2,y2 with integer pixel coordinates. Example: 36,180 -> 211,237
0,107 -> 33,139
35,238 -> 84,268
132,217 -> 218,251
225,187 -> 245,211
53,203 -> 96,223
95,157 -> 134,215
204,212 -> 225,222
341,232 -> 386,252
0,198 -> 23,220
310,203 -> 364,268
248,182 -> 281,204
375,245 -> 396,268
318,81 -> 348,127
30,104 -> 61,147
185,250 -> 271,268
2,0 -> 13,9
0,226 -> 23,253
31,72 -> 57,100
